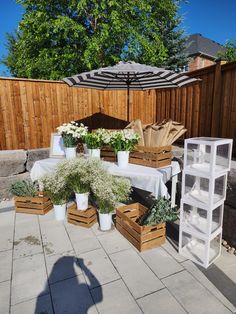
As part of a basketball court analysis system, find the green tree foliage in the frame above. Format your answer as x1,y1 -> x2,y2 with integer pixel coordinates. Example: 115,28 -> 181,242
218,40 -> 236,62
2,0 -> 188,79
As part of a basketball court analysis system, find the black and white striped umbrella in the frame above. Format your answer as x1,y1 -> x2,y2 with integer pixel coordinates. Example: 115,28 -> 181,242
63,61 -> 199,120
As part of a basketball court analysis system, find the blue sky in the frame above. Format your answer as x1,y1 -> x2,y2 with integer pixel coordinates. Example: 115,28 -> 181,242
0,0 -> 236,76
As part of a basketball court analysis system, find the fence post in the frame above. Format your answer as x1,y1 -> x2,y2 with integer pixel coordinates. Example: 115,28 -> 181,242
211,60 -> 223,137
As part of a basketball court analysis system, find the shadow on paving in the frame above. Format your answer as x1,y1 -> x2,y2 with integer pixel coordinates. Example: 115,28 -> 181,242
35,256 -> 103,314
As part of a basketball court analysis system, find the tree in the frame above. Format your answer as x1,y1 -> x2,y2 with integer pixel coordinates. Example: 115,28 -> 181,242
218,40 -> 236,62
2,0 -> 188,79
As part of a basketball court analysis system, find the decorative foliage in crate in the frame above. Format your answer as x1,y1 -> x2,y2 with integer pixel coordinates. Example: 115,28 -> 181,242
129,145 -> 172,168
14,192 -> 53,215
67,203 -> 97,228
116,203 -> 166,251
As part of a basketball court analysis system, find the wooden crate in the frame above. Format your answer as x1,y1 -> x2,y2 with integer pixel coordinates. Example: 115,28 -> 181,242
15,192 -> 53,215
129,145 -> 172,168
67,203 -> 97,228
101,147 -> 117,162
116,203 -> 166,251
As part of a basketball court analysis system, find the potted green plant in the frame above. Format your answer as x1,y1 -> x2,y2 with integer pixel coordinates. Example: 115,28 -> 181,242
84,128 -> 111,158
40,172 -> 71,220
109,130 -> 140,168
57,121 -> 88,159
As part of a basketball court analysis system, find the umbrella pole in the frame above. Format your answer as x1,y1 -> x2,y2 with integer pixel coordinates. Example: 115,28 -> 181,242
127,85 -> 130,122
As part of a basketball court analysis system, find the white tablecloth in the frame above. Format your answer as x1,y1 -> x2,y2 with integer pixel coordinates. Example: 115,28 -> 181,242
30,158 -> 180,199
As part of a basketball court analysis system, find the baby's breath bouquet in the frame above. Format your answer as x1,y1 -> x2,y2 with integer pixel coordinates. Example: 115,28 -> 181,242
40,172 -> 71,205
57,122 -> 88,148
85,128 -> 111,149
109,130 -> 140,153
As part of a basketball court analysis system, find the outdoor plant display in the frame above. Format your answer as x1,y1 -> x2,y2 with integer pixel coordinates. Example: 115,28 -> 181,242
85,129 -> 111,158
40,172 -> 71,220
109,130 -> 140,168
138,198 -> 178,226
57,121 -> 88,159
9,180 -> 39,197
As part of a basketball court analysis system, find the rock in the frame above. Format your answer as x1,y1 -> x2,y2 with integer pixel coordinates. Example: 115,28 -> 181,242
226,167 -> 236,208
0,150 -> 27,177
0,172 -> 30,199
26,148 -> 50,171
222,240 -> 228,246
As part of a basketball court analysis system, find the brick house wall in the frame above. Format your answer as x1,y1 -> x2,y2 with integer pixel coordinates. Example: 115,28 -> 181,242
188,55 -> 215,71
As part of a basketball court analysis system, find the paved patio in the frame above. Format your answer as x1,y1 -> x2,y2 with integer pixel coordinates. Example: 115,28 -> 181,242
0,201 -> 236,314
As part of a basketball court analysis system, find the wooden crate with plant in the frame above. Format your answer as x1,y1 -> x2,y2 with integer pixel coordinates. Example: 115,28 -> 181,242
116,198 -> 178,251
9,180 -> 53,215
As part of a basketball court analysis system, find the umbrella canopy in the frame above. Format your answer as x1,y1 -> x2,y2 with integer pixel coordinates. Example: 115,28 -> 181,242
63,61 -> 200,120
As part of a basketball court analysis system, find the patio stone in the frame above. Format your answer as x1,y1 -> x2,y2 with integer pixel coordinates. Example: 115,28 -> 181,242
162,270 -> 232,314
11,253 -> 48,305
91,279 -> 142,314
50,274 -> 98,314
0,149 -> 27,177
110,249 -> 164,299
65,222 -> 101,255
0,210 -> 15,252
140,246 -> 184,279
137,288 -> 187,314
162,239 -> 187,263
14,214 -> 42,259
182,260 -> 236,313
0,280 -> 10,314
0,250 -> 12,282
79,248 -> 120,289
40,220 -> 73,256
97,229 -> 131,255
45,251 -> 82,284
11,294 -> 53,314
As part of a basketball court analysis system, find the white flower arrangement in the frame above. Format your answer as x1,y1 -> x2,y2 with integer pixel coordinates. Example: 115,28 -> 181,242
57,121 -> 88,148
109,129 -> 140,152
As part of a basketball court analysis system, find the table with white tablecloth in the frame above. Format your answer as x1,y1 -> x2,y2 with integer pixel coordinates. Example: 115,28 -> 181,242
30,158 -> 180,207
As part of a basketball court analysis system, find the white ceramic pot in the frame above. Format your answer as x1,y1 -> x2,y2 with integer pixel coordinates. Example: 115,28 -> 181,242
88,148 -> 101,158
75,192 -> 89,210
65,147 -> 77,159
98,212 -> 112,231
54,204 -> 66,221
117,151 -> 129,168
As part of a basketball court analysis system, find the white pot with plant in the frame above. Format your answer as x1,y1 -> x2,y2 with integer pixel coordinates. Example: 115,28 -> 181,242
85,128 -> 111,159
57,121 -> 88,159
91,168 -> 131,231
40,172 -> 71,220
110,130 -> 140,168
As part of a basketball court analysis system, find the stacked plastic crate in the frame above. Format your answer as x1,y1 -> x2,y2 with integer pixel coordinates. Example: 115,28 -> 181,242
179,137 -> 233,268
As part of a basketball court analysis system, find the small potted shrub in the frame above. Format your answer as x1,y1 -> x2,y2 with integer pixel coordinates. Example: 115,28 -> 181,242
40,172 -> 71,220
84,128 -> 111,158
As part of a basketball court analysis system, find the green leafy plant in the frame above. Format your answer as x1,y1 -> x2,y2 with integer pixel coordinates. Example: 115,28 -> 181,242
57,122 -> 88,148
84,132 -> 101,149
109,130 -> 140,153
9,180 -> 38,197
138,198 -> 178,226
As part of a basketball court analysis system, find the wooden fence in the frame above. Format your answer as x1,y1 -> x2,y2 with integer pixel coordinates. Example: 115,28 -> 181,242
0,60 -> 235,153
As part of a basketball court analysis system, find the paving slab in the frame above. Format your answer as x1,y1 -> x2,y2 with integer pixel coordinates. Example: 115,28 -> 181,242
162,270 -> 232,314
0,250 -> 12,283
11,253 -> 48,305
91,279 -> 142,314
11,294 -> 53,314
40,220 -> 73,256
50,274 -> 98,314
79,248 -> 120,289
182,260 -> 236,313
110,249 -> 163,299
0,280 -> 10,314
162,239 -> 187,263
14,214 -> 42,259
45,251 -> 82,284
140,246 -> 184,279
137,288 -> 187,314
97,229 -> 131,255
0,210 -> 15,252
65,222 -> 101,254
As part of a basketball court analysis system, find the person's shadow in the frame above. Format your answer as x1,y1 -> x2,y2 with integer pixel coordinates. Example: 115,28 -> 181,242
35,256 -> 103,314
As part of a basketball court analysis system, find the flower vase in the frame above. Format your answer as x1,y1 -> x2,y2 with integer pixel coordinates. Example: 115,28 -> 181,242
54,204 -> 67,221
88,148 -> 101,159
98,212 -> 112,231
75,192 -> 89,210
117,151 -> 129,168
65,147 -> 77,159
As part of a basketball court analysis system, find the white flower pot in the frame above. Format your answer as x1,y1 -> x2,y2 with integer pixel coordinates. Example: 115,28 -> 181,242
65,147 -> 76,159
75,192 -> 89,210
54,204 -> 66,221
98,212 -> 112,231
88,148 -> 101,158
117,151 -> 129,168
